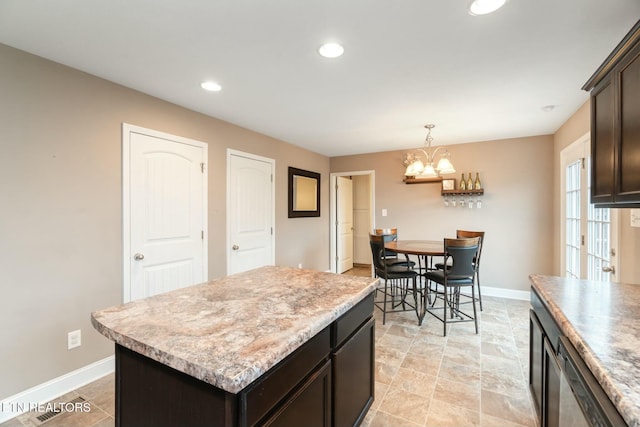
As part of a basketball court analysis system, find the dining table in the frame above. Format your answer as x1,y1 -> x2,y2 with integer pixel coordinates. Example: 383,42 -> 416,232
384,240 -> 445,325
384,240 -> 445,272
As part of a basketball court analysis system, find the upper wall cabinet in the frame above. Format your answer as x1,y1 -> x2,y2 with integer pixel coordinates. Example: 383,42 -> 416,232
583,20 -> 640,207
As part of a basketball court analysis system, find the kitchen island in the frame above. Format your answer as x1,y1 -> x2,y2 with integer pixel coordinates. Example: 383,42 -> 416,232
92,266 -> 378,427
529,275 -> 640,427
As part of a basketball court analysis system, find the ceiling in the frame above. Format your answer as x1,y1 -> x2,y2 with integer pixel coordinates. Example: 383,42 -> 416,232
1,1 -> 639,157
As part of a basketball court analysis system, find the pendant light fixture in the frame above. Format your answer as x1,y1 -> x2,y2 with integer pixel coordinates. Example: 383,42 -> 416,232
403,124 -> 456,179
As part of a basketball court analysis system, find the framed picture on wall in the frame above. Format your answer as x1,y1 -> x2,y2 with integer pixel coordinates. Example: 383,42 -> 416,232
288,167 -> 321,218
442,178 -> 456,191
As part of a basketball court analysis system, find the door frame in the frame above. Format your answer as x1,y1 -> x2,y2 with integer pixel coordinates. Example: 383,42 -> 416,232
122,123 -> 208,302
226,149 -> 276,275
330,170 -> 375,273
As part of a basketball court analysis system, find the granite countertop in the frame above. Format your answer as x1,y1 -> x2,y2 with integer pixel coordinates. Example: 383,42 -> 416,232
530,274 -> 640,427
91,266 -> 377,394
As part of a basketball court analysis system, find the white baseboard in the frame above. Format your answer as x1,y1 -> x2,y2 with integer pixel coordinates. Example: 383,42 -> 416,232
482,285 -> 530,301
0,356 -> 115,423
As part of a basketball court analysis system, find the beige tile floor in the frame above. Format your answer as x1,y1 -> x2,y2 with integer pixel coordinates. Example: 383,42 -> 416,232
2,266 -> 536,427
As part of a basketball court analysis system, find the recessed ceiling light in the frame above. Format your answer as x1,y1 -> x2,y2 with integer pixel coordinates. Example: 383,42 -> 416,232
200,81 -> 222,92
468,0 -> 507,15
318,43 -> 344,58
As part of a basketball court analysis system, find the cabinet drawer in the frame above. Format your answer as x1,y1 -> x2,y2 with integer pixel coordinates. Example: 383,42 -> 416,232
332,292 -> 374,348
241,326 -> 330,427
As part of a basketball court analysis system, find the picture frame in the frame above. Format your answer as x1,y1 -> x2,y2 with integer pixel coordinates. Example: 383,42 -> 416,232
442,178 -> 456,191
288,167 -> 321,218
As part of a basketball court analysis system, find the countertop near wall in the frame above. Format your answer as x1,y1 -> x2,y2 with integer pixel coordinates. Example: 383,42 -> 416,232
530,275 -> 640,426
92,266 -> 377,393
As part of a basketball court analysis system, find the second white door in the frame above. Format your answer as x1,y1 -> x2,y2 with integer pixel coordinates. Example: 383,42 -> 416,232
227,150 -> 275,275
336,176 -> 354,273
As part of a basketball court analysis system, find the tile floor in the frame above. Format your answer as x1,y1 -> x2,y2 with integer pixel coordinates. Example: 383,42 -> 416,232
2,265 -> 536,427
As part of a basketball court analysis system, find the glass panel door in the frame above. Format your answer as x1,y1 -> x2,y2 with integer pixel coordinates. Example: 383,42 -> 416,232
565,160 -> 581,279
561,136 -> 618,281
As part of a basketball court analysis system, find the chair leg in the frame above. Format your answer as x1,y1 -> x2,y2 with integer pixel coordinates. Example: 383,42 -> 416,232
476,270 -> 483,311
382,279 -> 388,325
412,276 -> 423,325
443,285 -> 448,337
472,285 -> 478,334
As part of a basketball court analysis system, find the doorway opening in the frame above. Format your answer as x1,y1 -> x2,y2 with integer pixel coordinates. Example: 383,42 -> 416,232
330,171 -> 375,274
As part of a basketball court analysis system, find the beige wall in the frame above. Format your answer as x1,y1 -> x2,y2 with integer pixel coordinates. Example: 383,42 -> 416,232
0,44 -> 330,398
553,101 -> 640,283
331,135 -> 555,293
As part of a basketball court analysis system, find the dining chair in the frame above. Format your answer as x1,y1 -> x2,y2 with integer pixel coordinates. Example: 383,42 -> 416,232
373,228 -> 415,268
423,237 -> 480,336
369,233 -> 419,324
434,230 -> 485,310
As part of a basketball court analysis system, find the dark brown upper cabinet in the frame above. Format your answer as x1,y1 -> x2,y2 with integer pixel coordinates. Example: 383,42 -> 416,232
583,20 -> 640,207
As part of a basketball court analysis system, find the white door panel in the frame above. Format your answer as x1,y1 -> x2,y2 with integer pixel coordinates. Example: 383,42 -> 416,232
353,210 -> 370,264
228,151 -> 274,275
337,176 -> 354,273
124,124 -> 207,302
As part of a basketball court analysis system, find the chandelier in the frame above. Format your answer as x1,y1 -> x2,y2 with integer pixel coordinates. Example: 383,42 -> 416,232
403,124 -> 456,179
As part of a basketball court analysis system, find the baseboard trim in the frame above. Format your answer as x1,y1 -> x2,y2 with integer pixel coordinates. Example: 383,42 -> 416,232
0,356 -> 115,423
482,285 -> 530,301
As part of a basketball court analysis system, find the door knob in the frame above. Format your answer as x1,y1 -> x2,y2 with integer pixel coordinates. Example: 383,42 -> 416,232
232,245 -> 239,250
602,265 -> 615,274
133,253 -> 145,261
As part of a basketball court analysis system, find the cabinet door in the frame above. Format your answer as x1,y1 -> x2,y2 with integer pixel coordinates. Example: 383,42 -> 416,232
616,42 -> 640,203
543,337 -> 561,427
590,78 -> 615,204
263,360 -> 331,427
529,310 -> 544,419
332,317 -> 375,427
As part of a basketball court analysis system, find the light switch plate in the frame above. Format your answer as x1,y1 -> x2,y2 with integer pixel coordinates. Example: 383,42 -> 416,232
631,209 -> 640,227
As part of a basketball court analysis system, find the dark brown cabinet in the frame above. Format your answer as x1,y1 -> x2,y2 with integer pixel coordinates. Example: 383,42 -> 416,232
332,317 -> 375,427
530,289 -> 562,427
262,360 -> 332,427
583,20 -> 640,207
529,309 -> 544,416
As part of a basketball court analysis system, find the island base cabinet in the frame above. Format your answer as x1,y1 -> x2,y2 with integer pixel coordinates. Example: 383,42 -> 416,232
113,292 -> 375,427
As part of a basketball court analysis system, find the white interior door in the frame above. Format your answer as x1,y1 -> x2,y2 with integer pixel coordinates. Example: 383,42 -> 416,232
336,176 -> 354,273
227,150 -> 275,275
352,175 -> 372,264
561,134 -> 618,281
124,124 -> 207,302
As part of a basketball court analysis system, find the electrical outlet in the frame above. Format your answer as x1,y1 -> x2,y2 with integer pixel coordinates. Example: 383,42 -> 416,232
298,263 -> 303,269
68,329 -> 81,350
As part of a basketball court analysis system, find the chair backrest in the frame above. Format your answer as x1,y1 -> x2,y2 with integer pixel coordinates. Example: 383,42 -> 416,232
374,228 -> 398,257
369,233 -> 387,275
456,230 -> 484,266
445,237 -> 480,279
374,228 -> 398,237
